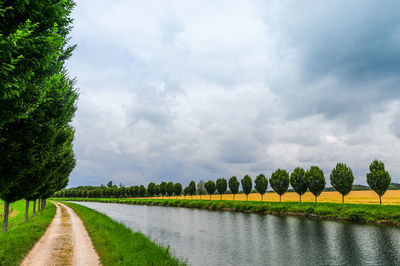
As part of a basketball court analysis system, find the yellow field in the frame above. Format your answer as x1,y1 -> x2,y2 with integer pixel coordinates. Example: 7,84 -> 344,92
152,190 -> 400,205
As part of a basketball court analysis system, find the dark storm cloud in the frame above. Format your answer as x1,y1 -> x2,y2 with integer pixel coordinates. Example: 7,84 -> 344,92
264,0 -> 400,124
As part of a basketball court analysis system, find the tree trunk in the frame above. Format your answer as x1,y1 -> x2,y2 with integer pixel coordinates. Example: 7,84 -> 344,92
299,194 -> 302,203
246,194 -> 248,201
261,194 -> 263,202
25,200 -> 30,223
2,201 -> 10,233
33,200 -> 36,217
342,195 -> 344,204
220,194 -> 222,200
233,194 -> 235,201
315,196 -> 317,203
279,195 -> 281,202
379,195 -> 382,205
209,194 -> 211,200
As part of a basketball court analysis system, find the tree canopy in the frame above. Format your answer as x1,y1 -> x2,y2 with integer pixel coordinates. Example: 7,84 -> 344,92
270,169 -> 289,202
290,167 -> 307,202
366,160 -> 391,205
254,174 -> 268,201
241,175 -> 252,201
330,163 -> 354,203
216,178 -> 227,200
305,166 -> 325,203
228,176 -> 240,200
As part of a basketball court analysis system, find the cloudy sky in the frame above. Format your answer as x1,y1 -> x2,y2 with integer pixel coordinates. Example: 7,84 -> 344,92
66,0 -> 400,187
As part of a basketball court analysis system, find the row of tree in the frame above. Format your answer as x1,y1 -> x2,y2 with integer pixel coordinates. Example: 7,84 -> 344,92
0,0 -> 77,232
55,160 -> 391,205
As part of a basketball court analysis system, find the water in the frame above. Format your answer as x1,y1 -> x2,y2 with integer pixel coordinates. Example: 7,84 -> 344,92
72,202 -> 400,265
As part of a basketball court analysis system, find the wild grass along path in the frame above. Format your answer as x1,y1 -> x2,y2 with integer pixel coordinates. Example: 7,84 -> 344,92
21,202 -> 100,266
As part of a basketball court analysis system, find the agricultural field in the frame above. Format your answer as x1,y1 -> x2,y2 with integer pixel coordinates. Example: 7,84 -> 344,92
151,190 -> 400,205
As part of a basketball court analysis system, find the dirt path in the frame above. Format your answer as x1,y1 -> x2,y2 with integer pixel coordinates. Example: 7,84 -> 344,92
21,202 -> 101,266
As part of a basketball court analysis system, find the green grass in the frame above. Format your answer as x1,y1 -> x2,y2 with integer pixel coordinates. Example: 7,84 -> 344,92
53,197 -> 400,226
61,202 -> 185,266
0,200 -> 56,266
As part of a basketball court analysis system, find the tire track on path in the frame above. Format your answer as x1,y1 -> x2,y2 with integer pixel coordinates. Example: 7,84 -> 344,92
21,202 -> 100,266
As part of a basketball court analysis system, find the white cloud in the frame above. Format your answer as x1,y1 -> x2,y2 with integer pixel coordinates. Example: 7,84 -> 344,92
67,0 -> 400,187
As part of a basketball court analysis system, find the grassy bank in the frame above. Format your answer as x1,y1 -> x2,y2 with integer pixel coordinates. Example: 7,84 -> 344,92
0,200 -> 56,266
61,202 -> 185,265
55,197 -> 400,226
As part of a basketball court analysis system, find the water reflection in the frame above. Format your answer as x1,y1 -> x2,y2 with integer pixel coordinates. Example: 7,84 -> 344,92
72,202 -> 400,266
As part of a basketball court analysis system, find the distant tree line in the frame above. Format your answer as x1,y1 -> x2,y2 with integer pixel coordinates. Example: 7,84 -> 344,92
0,0 -> 77,232
55,160 -> 392,205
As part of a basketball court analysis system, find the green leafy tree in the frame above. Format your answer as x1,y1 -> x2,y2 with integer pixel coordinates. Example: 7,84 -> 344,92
0,0 -> 76,232
270,169 -> 290,202
183,186 -> 190,196
305,166 -> 326,203
160,182 -> 167,198
0,0 -> 76,128
228,176 -> 240,200
147,182 -> 156,197
188,180 -> 196,199
216,178 -> 227,200
174,183 -> 182,199
366,160 -> 391,205
154,184 -> 160,197
255,174 -> 268,201
290,167 -> 307,202
330,163 -> 354,203
241,175 -> 252,201
205,180 -> 216,200
138,185 -> 146,197
166,182 -> 174,197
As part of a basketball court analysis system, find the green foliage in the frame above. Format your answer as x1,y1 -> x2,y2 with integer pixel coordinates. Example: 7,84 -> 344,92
159,182 -> 167,197
138,185 -> 146,197
62,202 -> 184,265
330,163 -> 354,203
0,0 -> 76,127
188,181 -> 196,196
241,175 -> 252,200
290,167 -> 307,202
147,182 -> 156,196
215,178 -> 227,199
270,169 -> 289,201
204,180 -> 216,199
173,183 -> 182,197
166,182 -> 174,197
305,166 -> 326,202
254,174 -> 268,200
228,176 -> 239,199
0,0 -> 77,232
367,160 -> 391,204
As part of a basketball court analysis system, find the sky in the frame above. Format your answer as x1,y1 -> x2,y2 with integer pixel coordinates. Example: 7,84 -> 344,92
66,0 -> 400,187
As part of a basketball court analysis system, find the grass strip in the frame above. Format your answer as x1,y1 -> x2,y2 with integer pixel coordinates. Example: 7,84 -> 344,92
0,200 -> 56,266
61,201 -> 185,266
54,197 -> 400,226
